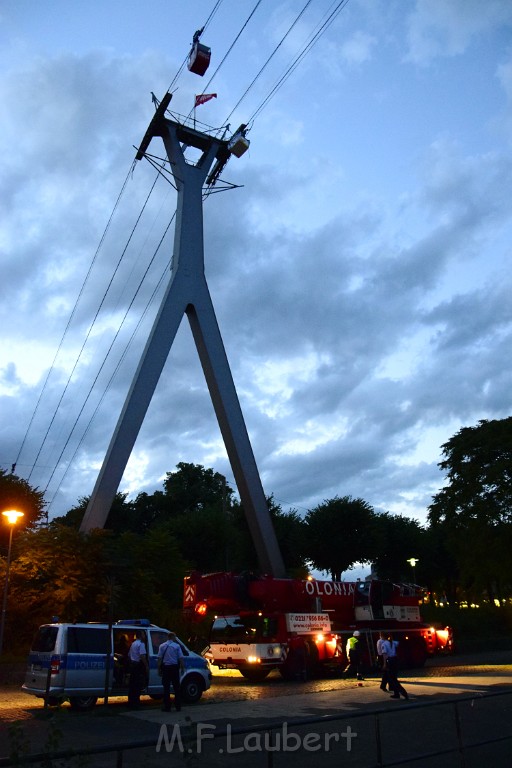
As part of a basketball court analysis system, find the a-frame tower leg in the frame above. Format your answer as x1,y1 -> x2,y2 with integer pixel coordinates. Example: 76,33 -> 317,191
80,112 -> 286,578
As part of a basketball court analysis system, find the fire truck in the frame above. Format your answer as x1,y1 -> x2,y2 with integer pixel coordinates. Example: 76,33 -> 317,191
183,571 -> 453,680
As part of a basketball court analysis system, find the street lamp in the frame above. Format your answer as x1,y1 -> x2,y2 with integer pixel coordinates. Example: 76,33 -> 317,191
0,509 -> 24,656
406,557 -> 419,582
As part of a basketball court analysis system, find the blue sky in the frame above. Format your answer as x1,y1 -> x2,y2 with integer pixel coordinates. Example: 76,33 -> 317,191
1,1 -> 512,543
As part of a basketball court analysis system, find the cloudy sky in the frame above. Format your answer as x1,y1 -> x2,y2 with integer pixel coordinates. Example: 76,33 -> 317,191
1,1 -> 512,537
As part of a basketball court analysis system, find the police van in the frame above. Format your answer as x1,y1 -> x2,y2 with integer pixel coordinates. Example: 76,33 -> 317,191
22,619 -> 211,710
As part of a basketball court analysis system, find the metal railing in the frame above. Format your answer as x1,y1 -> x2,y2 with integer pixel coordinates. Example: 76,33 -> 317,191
1,688 -> 511,767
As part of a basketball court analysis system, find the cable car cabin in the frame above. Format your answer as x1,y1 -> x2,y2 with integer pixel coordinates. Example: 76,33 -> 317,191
188,41 -> 211,76
228,134 -> 250,158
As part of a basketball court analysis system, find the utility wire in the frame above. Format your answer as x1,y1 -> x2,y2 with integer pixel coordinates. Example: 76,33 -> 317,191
13,160 -> 135,475
248,0 -> 351,124
44,199 -> 175,500
45,214 -> 176,512
27,170 -> 161,483
224,0 -> 315,126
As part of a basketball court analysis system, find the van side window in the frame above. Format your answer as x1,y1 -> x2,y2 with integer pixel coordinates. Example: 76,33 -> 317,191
32,626 -> 58,652
67,627 -> 110,654
149,631 -> 167,654
149,630 -> 189,656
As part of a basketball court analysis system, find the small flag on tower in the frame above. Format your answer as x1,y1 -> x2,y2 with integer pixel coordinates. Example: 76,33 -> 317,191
194,93 -> 217,107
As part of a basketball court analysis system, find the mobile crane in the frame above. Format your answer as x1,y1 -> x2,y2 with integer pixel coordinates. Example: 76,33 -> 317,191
183,570 -> 453,680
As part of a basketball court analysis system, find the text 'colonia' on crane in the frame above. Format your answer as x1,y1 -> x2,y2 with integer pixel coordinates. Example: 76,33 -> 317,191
303,581 -> 356,596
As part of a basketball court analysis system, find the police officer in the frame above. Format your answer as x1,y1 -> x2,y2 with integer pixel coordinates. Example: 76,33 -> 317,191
127,631 -> 148,708
158,631 -> 185,712
387,634 -> 408,699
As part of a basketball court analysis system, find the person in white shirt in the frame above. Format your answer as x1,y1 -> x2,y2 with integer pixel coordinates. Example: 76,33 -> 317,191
386,634 -> 408,699
376,631 -> 390,692
158,631 -> 185,711
128,631 -> 149,708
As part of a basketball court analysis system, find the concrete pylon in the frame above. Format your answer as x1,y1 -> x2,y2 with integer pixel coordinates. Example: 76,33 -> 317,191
79,102 -> 286,578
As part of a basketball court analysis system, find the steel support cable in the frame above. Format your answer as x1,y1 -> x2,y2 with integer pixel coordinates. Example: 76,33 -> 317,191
186,0 -> 265,122
202,0 -> 224,31
13,160 -> 136,475
144,153 -> 178,190
45,215 -> 176,512
27,170 -> 161,484
42,170 -> 175,496
223,0 -> 315,126
248,0 -> 351,124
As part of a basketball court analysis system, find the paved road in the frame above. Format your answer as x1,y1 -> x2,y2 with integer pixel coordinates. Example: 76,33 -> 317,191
1,652 -> 511,767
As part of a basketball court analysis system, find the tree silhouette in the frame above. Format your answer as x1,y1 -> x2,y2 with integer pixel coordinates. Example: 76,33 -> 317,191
304,496 -> 376,580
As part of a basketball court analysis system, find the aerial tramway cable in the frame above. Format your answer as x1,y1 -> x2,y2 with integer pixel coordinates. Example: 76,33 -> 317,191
13,161 -> 135,477
45,216 -> 176,514
247,0 -> 352,125
223,0 -> 315,126
26,170 -> 162,484
44,202 -> 176,507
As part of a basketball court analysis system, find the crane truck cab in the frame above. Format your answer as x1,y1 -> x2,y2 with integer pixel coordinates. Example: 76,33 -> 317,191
207,611 -> 337,681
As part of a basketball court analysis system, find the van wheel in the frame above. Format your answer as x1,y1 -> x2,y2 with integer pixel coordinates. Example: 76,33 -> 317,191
69,695 -> 98,711
45,696 -> 63,707
181,674 -> 204,704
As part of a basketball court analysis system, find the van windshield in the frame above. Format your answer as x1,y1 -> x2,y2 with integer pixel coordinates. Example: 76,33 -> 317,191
31,626 -> 58,652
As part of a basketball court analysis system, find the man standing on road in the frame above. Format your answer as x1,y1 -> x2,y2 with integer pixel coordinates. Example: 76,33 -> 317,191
377,631 -> 390,692
344,630 -> 364,681
387,634 -> 408,700
158,631 -> 185,712
128,631 -> 149,709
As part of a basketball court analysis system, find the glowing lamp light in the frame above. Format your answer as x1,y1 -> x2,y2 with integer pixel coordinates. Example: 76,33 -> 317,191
2,510 -> 24,525
195,602 -> 208,616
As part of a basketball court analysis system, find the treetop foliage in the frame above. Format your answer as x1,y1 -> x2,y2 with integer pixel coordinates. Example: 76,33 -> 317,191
304,496 -> 376,581
2,415 -> 512,653
428,417 -> 512,527
0,469 -> 46,533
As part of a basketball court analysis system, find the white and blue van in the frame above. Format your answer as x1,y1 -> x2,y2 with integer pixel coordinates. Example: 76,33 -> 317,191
22,619 -> 211,710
